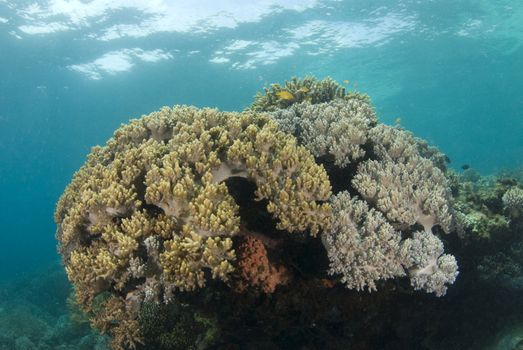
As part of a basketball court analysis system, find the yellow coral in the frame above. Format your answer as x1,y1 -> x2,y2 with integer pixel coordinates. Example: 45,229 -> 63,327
160,226 -> 235,291
144,106 -> 332,236
188,180 -> 240,236
55,104 -> 332,349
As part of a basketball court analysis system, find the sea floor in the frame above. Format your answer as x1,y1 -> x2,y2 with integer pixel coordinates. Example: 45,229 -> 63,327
0,262 -> 109,350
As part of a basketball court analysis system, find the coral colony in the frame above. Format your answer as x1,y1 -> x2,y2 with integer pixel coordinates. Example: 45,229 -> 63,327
56,77 -> 460,349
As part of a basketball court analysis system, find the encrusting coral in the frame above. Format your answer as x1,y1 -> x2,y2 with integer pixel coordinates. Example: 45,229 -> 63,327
55,105 -> 331,349
235,235 -> 290,293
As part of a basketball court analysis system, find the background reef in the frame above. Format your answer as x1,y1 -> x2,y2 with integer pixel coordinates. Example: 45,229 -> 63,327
45,77 -> 523,350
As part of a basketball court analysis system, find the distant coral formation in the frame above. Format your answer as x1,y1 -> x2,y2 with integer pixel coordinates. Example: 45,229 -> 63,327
56,77 -> 460,349
452,170 -> 523,290
503,186 -> 523,219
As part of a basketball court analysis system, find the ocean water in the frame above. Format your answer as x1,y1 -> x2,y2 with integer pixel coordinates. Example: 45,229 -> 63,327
0,1 -> 522,349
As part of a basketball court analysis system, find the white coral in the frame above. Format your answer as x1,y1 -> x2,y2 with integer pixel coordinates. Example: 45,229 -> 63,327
369,125 -> 419,162
502,186 -> 523,219
270,98 -> 377,167
128,257 -> 145,279
401,231 -> 459,297
322,191 -> 405,291
352,156 -> 452,233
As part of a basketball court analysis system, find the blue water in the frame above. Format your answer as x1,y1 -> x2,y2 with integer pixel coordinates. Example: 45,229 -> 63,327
0,1 -> 522,348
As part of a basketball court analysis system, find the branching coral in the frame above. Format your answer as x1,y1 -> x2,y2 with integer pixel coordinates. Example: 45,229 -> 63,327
269,97 -> 377,167
502,186 -> 523,219
160,226 -> 235,292
400,231 -> 459,297
322,191 -> 405,291
369,124 -> 449,171
261,76 -> 457,296
323,192 -> 458,296
55,105 -> 331,349
142,107 -> 332,236
353,156 -> 452,233
249,75 -> 368,112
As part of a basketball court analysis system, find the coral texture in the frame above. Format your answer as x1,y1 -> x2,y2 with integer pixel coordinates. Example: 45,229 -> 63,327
259,77 -> 457,296
235,236 -> 290,293
353,156 -> 452,233
270,98 -> 377,167
322,191 -> 405,291
250,75 -> 362,112
400,231 -> 459,297
55,105 -> 331,349
502,186 -> 523,219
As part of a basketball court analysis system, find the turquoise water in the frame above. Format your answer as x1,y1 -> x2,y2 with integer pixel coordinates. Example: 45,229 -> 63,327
0,1 -> 522,349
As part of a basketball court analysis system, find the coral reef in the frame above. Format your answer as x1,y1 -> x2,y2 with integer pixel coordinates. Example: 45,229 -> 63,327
452,173 -> 516,240
55,105 -> 331,349
56,76 -> 465,349
258,77 -> 456,295
451,169 -> 523,291
269,97 -> 377,167
6,253 -> 523,350
250,75 -> 367,112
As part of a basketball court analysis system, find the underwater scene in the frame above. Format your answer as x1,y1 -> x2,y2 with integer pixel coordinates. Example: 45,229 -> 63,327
1,1 -> 523,349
